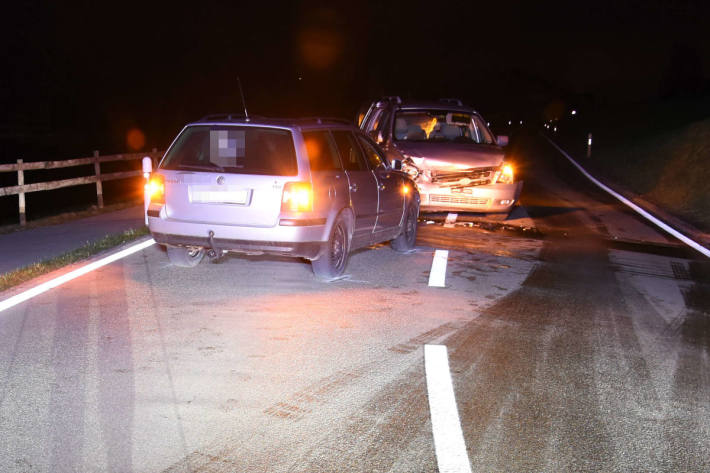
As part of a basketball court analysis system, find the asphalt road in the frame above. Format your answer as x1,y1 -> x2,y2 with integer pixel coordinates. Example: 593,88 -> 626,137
1,133 -> 708,472
0,206 -> 145,275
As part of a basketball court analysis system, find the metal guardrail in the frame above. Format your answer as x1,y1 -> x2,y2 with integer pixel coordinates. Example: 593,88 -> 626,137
0,150 -> 163,225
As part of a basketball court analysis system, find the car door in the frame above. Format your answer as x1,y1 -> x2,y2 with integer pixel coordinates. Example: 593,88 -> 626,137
357,135 -> 405,235
331,130 -> 379,248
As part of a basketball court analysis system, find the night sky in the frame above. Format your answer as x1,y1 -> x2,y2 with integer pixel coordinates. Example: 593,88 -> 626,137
2,0 -> 708,160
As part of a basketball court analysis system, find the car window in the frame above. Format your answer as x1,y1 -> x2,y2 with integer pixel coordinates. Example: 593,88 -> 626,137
303,130 -> 342,171
472,116 -> 495,144
160,125 -> 298,175
332,130 -> 368,171
363,108 -> 384,133
357,136 -> 388,170
393,110 -> 494,145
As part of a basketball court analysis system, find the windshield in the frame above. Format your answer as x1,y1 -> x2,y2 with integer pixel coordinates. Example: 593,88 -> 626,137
393,110 -> 495,144
160,125 -> 298,175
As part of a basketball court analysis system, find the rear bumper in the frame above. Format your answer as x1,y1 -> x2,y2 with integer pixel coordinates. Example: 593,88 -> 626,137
147,208 -> 329,259
151,232 -> 324,259
419,181 -> 522,213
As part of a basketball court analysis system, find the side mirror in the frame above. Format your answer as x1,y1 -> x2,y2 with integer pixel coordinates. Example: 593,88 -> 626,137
496,135 -> 509,147
142,156 -> 153,177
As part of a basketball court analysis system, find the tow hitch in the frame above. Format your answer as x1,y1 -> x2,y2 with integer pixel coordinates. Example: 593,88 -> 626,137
207,230 -> 226,262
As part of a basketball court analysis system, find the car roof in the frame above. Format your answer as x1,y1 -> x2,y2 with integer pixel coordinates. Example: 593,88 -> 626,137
397,100 -> 479,114
370,97 -> 480,115
188,115 -> 357,131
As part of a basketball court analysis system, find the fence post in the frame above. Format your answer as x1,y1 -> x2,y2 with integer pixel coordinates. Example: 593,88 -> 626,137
17,159 -> 26,226
93,150 -> 104,208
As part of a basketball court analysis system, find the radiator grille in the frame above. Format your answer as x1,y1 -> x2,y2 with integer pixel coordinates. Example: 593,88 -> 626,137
431,167 -> 496,186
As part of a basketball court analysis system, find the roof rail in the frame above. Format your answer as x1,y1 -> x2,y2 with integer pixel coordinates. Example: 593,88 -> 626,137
376,96 -> 402,107
438,98 -> 464,106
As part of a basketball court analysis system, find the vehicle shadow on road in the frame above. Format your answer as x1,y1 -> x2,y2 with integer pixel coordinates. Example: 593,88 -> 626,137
523,205 -> 585,218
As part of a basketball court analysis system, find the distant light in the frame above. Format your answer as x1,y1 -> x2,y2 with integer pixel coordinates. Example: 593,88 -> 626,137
508,120 -> 512,125
126,128 -> 146,151
298,76 -> 303,81
553,126 -> 557,132
487,122 -> 490,126
519,120 -> 523,125
571,110 -> 577,115
588,137 -> 592,145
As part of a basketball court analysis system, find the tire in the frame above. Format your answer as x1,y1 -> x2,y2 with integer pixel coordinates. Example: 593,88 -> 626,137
391,204 -> 418,252
312,215 -> 350,280
166,246 -> 205,267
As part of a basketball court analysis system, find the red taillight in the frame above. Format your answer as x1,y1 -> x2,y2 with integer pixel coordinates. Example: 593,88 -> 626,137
281,182 -> 313,212
146,174 -> 165,205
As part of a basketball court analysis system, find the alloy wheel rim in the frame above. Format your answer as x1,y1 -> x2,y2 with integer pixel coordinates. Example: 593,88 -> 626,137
332,224 -> 346,269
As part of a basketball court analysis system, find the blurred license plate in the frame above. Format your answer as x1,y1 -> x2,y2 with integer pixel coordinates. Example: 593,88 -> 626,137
190,186 -> 249,204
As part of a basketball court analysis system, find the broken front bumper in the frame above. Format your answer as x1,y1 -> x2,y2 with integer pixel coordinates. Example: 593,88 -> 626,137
418,181 -> 523,213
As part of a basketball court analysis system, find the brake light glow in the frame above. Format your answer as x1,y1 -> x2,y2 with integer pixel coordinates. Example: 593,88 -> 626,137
281,182 -> 313,212
146,174 -> 165,204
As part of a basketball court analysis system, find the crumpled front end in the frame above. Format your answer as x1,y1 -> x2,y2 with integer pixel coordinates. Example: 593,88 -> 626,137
417,178 -> 522,212
397,145 -> 522,213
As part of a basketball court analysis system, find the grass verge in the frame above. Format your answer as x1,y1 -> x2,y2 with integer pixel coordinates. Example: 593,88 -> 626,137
0,226 -> 150,292
551,98 -> 710,232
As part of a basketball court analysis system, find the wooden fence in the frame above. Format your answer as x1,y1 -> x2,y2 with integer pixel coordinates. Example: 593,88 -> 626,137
0,150 -> 163,225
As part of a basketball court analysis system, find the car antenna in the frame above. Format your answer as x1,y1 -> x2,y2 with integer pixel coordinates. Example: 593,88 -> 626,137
237,76 -> 250,122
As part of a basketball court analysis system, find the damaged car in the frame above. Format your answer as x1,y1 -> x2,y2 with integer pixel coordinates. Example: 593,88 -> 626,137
359,97 -> 522,218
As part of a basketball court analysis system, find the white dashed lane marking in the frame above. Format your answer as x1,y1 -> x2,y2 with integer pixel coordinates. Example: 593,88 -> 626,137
428,249 -> 449,287
425,344 -> 473,473
444,213 -> 458,227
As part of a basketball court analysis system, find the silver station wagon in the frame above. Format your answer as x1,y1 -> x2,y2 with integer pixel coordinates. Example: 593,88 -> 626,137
144,115 -> 420,280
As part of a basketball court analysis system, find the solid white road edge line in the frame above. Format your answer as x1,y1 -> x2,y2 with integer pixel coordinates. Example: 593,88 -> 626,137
0,238 -> 156,314
425,344 -> 473,473
544,136 -> 710,258
428,249 -> 449,287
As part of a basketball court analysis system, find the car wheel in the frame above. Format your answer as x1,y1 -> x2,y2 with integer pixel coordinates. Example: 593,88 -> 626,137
391,204 -> 418,252
166,246 -> 205,267
312,215 -> 350,280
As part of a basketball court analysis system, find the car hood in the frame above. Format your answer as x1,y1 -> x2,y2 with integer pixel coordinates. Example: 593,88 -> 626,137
394,141 -> 504,171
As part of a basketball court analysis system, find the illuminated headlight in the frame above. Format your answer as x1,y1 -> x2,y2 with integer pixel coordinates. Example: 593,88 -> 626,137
401,159 -> 421,179
494,163 -> 514,184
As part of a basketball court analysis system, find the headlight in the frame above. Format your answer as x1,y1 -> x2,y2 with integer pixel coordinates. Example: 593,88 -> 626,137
401,159 -> 420,179
494,163 -> 514,184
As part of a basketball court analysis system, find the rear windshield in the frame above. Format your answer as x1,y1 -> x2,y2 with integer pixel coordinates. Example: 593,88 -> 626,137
160,125 -> 298,175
